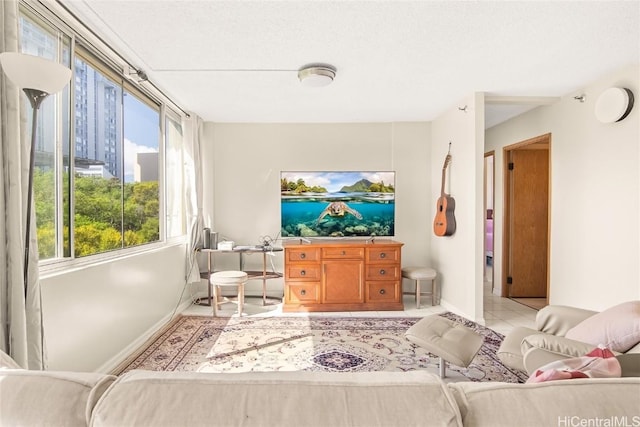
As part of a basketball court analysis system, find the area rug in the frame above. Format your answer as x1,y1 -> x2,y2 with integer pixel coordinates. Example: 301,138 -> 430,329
116,313 -> 528,383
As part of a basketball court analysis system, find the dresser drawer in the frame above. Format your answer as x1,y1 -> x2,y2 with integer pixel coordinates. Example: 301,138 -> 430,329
322,247 -> 364,259
285,264 -> 321,280
365,281 -> 400,303
286,248 -> 320,262
365,265 -> 400,280
366,247 -> 400,263
286,282 -> 320,303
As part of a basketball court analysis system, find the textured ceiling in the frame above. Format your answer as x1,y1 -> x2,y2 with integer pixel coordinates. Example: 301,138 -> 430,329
60,1 -> 639,127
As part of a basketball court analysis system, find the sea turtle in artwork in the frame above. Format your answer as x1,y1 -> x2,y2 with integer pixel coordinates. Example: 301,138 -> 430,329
316,201 -> 363,225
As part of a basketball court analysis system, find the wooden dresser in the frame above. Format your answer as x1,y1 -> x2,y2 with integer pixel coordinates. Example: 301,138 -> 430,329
283,240 -> 403,312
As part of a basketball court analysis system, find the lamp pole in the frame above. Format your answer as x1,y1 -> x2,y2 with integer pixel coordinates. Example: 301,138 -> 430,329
23,89 -> 50,297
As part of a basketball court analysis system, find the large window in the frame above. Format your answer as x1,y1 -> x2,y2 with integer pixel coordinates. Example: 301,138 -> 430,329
72,50 -> 161,257
19,4 -> 186,264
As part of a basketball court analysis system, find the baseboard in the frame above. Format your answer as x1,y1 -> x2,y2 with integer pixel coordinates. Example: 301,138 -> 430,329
438,300 -> 486,326
97,298 -> 193,375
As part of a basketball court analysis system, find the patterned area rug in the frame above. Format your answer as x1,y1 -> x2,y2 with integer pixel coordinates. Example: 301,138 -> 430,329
117,313 -> 528,383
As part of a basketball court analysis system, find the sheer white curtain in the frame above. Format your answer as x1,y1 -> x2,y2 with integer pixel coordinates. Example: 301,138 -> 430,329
183,114 -> 205,285
0,0 -> 45,369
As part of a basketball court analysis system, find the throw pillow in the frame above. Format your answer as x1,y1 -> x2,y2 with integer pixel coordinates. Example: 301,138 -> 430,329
565,301 -> 640,353
527,345 -> 621,383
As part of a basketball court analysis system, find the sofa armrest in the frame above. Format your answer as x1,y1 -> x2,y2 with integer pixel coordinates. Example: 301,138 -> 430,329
522,333 -> 600,358
521,333 -> 603,373
0,370 -> 116,426
535,305 -> 598,336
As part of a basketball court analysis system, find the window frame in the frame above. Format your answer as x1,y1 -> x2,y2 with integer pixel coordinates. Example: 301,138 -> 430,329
19,1 -> 188,274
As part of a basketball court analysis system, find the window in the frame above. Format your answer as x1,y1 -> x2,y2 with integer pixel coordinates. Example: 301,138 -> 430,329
72,50 -> 161,257
19,3 -> 186,264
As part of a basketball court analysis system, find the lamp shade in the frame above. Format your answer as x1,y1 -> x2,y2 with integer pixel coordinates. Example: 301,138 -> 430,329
0,52 -> 71,94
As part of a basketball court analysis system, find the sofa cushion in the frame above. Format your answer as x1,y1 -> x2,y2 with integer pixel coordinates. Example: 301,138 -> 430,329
448,377 -> 640,427
91,370 -> 463,427
565,301 -> 640,352
0,369 -> 116,427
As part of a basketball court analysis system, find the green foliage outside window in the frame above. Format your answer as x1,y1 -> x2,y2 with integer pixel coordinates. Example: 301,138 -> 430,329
34,169 -> 159,258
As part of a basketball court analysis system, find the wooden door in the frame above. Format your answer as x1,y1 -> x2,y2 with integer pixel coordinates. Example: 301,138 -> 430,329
323,260 -> 364,303
507,148 -> 549,297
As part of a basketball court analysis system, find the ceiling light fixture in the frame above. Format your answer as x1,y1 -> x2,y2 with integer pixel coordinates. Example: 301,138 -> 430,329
298,64 -> 336,87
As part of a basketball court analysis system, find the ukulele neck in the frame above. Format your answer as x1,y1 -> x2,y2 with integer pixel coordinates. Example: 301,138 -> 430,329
440,167 -> 446,196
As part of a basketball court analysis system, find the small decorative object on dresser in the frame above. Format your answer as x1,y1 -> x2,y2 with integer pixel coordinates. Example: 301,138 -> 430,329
283,239 -> 403,312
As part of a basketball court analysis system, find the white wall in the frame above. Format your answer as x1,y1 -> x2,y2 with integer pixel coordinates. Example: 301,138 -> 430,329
430,94 -> 486,322
485,64 -> 640,310
200,122 -> 432,297
41,244 -> 189,372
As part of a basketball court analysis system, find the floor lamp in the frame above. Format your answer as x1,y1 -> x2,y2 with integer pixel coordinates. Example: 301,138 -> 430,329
0,52 -> 72,297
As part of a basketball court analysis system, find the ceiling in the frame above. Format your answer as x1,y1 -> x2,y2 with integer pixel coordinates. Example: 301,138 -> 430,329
59,1 -> 639,127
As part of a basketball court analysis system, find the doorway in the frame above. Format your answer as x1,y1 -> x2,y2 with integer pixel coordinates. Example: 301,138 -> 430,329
502,134 -> 550,309
483,152 -> 495,293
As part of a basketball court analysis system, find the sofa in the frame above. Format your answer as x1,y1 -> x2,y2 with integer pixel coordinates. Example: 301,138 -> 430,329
497,301 -> 640,375
1,349 -> 639,427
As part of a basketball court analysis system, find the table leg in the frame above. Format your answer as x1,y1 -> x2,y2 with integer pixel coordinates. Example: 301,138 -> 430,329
262,252 -> 267,305
206,251 -> 213,306
238,283 -> 244,316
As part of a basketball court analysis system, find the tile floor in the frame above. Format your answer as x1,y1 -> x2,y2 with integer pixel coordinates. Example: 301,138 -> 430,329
182,282 -> 538,336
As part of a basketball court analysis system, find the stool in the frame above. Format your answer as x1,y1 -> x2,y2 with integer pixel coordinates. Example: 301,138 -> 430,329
402,267 -> 437,308
211,271 -> 248,317
405,315 -> 483,378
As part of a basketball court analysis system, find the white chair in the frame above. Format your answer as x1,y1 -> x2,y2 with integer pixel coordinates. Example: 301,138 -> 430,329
211,271 -> 248,317
402,266 -> 438,308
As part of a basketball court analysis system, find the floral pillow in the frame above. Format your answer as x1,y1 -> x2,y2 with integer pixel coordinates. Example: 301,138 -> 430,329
527,346 -> 620,383
565,301 -> 640,353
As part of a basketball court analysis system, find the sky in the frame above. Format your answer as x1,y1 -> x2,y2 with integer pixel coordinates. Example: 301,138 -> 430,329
123,92 -> 160,182
281,171 -> 395,193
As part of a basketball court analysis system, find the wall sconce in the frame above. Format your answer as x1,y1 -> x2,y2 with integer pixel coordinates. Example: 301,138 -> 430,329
595,87 -> 634,123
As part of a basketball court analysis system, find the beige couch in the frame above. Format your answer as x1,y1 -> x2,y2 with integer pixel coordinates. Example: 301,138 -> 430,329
1,350 -> 639,427
497,302 -> 640,374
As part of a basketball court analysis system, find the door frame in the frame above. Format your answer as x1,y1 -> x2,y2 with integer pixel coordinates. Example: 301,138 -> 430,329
483,151 -> 495,292
502,133 -> 551,299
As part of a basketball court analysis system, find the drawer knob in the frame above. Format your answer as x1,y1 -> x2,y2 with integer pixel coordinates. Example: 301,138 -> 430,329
300,270 -> 306,276
379,269 -> 386,275
380,253 -> 386,258
300,289 -> 307,296
379,289 -> 386,295
342,250 -> 346,255
300,253 -> 306,259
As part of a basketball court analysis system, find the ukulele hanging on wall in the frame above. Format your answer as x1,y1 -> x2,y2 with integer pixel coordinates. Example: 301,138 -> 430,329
433,142 -> 456,237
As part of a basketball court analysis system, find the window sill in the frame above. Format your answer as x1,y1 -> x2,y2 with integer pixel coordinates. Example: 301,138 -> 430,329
39,238 -> 188,279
